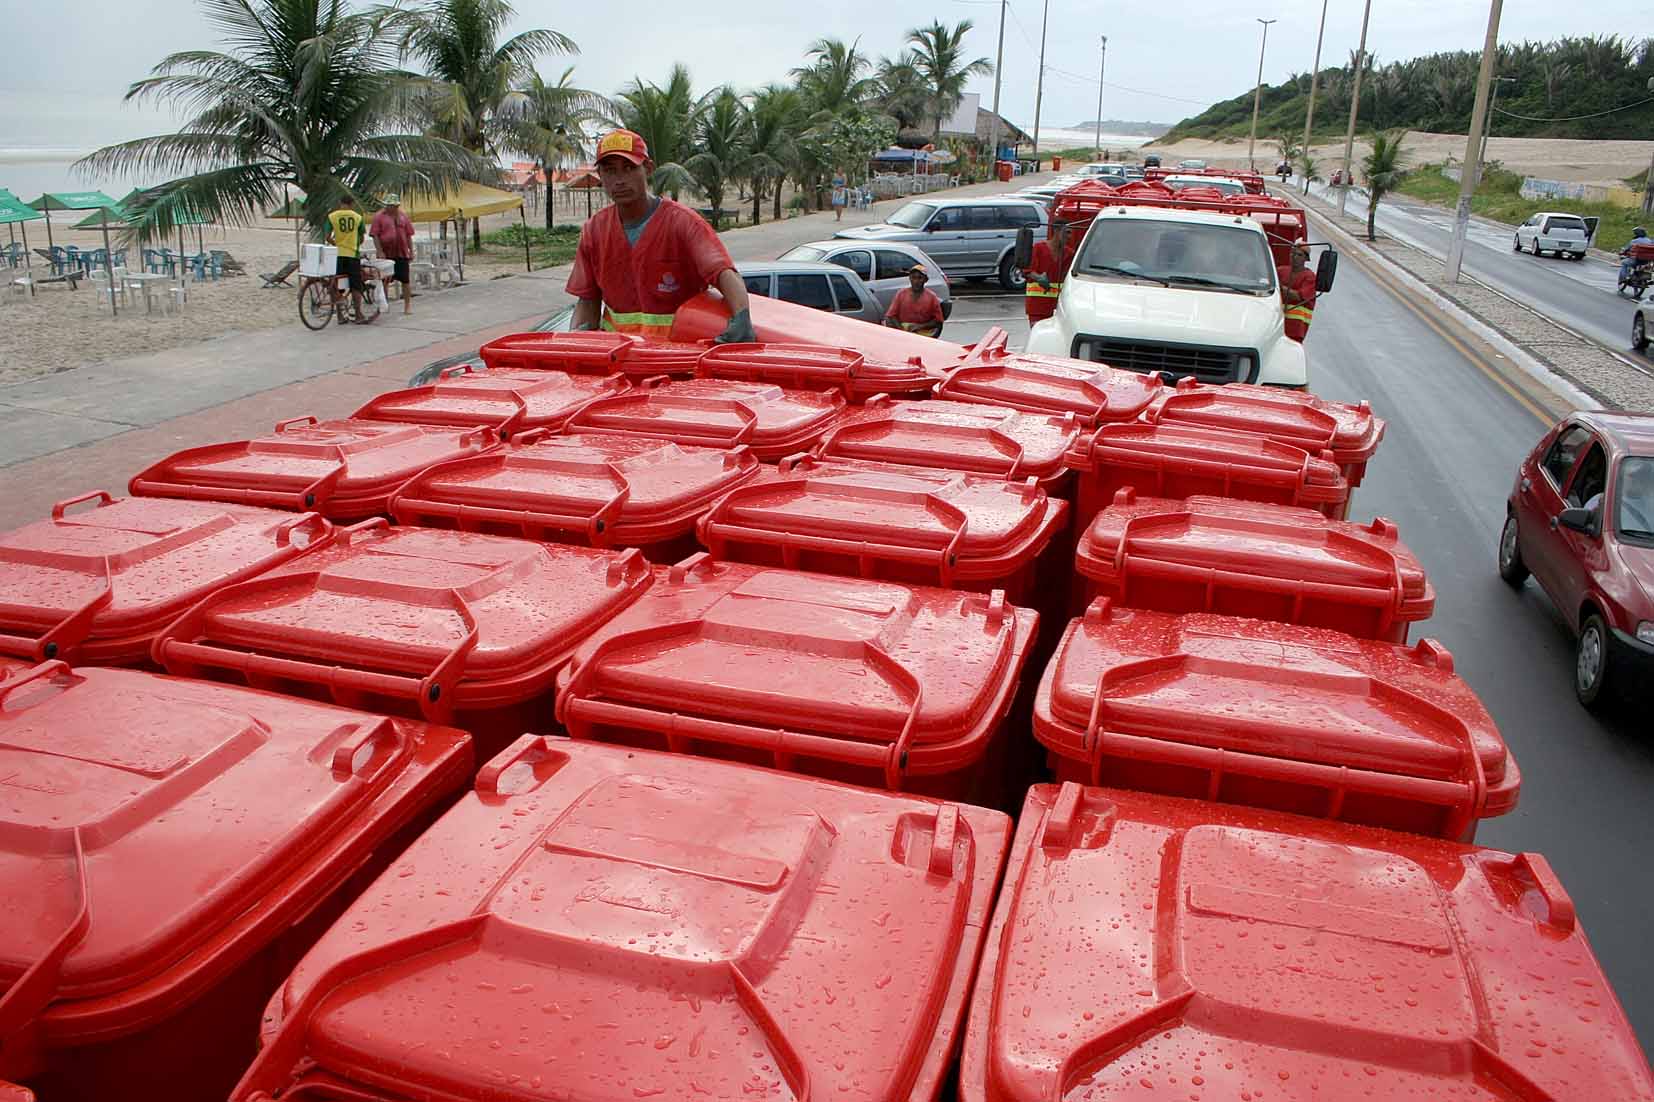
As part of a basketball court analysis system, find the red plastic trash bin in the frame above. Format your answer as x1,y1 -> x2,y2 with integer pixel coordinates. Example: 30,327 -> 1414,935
961,783 -> 1654,1102
565,377 -> 848,461
1034,600 -> 1519,840
479,329 -> 641,372
232,736 -> 1010,1102
1065,421 -> 1350,524
816,396 -> 1084,495
351,364 -> 628,438
934,347 -> 1163,425
391,433 -> 764,562
129,416 -> 501,521
996,160 -> 1014,182
151,522 -> 653,762
556,554 -> 1037,803
698,341 -> 933,400
1145,375 -> 1386,492
0,660 -> 471,1102
1075,490 -> 1434,641
697,455 -> 1069,610
0,493 -> 336,666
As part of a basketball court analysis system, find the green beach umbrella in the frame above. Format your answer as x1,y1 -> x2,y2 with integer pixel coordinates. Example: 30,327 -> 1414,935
0,189 -> 44,294
28,190 -> 129,315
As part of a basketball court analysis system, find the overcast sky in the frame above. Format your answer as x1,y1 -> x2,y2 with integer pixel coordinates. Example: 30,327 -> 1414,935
2,0 -> 1646,152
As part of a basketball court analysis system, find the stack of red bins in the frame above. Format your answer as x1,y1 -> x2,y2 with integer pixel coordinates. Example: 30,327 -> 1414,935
350,362 -> 629,439
562,376 -> 850,460
933,334 -> 1165,427
698,341 -> 934,400
479,329 -> 707,379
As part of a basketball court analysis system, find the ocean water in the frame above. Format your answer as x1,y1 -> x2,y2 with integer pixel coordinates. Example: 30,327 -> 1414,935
1031,128 -> 1156,153
0,147 -> 154,212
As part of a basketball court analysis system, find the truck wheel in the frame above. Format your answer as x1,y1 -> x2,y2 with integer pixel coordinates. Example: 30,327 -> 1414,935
998,253 -> 1025,291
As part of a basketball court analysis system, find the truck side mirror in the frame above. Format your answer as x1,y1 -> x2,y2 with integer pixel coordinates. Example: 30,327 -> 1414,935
1014,225 -> 1034,269
1316,250 -> 1338,293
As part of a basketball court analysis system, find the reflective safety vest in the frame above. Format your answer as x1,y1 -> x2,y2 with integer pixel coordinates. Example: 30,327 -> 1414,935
1024,239 -> 1071,322
1284,302 -> 1314,326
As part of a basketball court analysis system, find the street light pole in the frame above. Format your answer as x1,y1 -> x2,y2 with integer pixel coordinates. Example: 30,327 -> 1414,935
1247,18 -> 1277,171
1094,36 -> 1109,160
1031,0 -> 1051,171
1300,0 -> 1329,175
987,0 -> 1008,170
1479,76 -> 1515,182
1336,0 -> 1373,216
1446,0 -> 1504,282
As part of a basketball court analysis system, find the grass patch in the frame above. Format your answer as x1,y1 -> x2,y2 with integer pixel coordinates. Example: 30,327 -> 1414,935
1396,163 -> 1645,251
481,223 -> 582,267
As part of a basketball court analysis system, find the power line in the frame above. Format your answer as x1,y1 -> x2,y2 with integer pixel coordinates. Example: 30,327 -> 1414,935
1494,96 -> 1654,122
1043,64 -> 1210,106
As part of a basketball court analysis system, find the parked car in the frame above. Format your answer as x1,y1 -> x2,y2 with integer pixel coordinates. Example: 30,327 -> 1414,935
1075,163 -> 1128,184
776,240 -> 951,317
835,196 -> 1049,290
1635,303 -> 1650,354
1142,154 -> 1161,168
1176,159 -> 1208,170
1514,212 -> 1591,260
735,260 -> 886,325
1499,410 -> 1654,708
1160,174 -> 1249,197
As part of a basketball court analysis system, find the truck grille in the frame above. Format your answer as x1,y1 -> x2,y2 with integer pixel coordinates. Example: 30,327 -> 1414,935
1071,336 -> 1249,384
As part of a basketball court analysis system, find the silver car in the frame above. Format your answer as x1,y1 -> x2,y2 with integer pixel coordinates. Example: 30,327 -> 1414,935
777,239 -> 951,317
832,196 -> 1048,290
735,260 -> 886,325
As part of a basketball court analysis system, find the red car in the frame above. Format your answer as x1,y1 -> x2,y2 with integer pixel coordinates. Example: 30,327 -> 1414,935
1500,410 -> 1654,708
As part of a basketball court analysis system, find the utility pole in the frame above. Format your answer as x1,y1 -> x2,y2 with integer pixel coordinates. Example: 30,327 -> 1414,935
987,0 -> 1008,171
1031,0 -> 1051,171
1300,0 -> 1329,174
1645,78 -> 1654,212
1247,18 -> 1277,170
1478,75 -> 1515,183
1094,36 -> 1108,160
1446,0 -> 1503,282
1336,0 -> 1373,216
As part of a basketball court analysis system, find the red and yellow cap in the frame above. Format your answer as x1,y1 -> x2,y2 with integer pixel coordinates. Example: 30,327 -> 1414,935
595,129 -> 650,166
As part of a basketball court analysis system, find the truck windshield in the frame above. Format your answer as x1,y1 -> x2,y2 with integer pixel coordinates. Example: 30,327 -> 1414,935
1618,456 -> 1654,541
1076,218 -> 1276,293
887,202 -> 936,229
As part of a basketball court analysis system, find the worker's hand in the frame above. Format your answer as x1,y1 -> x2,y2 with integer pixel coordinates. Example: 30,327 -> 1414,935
715,307 -> 755,344
1034,275 -> 1051,290
572,321 -> 600,332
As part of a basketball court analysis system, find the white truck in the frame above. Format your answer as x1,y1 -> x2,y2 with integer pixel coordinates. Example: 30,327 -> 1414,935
1023,185 -> 1334,388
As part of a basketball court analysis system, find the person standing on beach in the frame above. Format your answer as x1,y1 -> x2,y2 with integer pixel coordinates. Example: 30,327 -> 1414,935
370,194 -> 416,315
568,129 -> 753,342
831,174 -> 848,222
325,195 -> 368,323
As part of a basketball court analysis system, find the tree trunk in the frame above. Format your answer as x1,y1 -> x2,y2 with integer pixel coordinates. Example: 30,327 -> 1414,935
471,217 -> 482,251
543,160 -> 554,230
752,182 -> 762,226
1367,197 -> 1377,241
774,180 -> 783,222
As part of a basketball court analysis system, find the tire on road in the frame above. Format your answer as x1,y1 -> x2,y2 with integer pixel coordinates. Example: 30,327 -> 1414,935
1634,312 -> 1648,354
1575,610 -> 1618,711
1497,513 -> 1530,588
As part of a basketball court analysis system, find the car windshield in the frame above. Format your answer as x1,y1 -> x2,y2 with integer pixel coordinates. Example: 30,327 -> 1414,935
1076,217 -> 1275,292
780,245 -> 827,262
1546,216 -> 1588,233
1617,456 -> 1654,540
887,202 -> 936,229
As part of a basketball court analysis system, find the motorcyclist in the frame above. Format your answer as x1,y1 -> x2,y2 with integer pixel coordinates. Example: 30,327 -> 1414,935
1619,226 -> 1652,282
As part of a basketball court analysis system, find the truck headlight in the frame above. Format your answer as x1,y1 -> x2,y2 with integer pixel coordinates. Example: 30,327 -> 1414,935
1637,621 -> 1654,646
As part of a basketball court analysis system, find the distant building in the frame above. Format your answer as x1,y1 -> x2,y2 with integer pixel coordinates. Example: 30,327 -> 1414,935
939,94 -> 1032,149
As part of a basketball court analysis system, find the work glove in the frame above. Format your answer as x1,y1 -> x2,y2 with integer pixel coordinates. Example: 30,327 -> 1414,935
715,307 -> 755,344
1034,275 -> 1051,290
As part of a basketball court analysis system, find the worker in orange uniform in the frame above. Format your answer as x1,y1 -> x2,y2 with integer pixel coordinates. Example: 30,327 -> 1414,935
884,265 -> 945,336
1277,243 -> 1317,342
1022,221 -> 1074,326
568,129 -> 753,342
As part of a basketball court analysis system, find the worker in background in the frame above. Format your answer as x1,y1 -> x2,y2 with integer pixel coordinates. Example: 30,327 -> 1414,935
568,129 -> 753,342
1277,243 -> 1316,342
884,264 -> 944,337
1618,226 -> 1652,282
325,195 -> 368,324
1022,221 -> 1075,326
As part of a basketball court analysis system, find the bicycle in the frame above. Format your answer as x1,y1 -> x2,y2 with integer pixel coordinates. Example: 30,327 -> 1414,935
298,267 -> 381,330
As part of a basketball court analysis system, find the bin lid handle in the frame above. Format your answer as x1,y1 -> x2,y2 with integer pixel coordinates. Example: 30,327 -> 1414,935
0,827 -> 90,1042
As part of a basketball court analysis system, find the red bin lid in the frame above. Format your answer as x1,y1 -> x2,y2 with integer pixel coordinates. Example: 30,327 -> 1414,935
699,455 -> 1068,586
816,397 -> 1082,485
235,737 -> 1010,1102
1066,422 -> 1349,505
962,783 -> 1654,1102
0,661 -> 470,1039
934,351 -> 1163,425
351,365 -> 628,437
1076,491 -> 1433,631
0,493 -> 334,664
128,416 -> 500,518
390,433 -> 763,547
564,378 -> 847,460
557,555 -> 1037,785
478,329 -> 641,373
698,342 -> 932,398
1146,376 -> 1386,463
152,524 -> 652,720
617,339 -> 712,377
1035,602 -> 1517,832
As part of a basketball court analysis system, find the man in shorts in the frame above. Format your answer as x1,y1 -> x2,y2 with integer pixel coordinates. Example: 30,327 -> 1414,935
370,193 -> 416,315
325,195 -> 368,323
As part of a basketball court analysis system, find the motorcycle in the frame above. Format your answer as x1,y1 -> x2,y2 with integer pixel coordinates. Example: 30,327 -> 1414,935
1618,260 -> 1651,300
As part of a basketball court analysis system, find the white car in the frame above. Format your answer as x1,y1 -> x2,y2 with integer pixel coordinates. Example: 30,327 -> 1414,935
1515,212 -> 1590,260
1161,175 -> 1249,197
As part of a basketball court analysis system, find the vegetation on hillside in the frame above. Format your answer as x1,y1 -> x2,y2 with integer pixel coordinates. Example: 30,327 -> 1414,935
1395,163 -> 1645,251
1164,35 -> 1654,143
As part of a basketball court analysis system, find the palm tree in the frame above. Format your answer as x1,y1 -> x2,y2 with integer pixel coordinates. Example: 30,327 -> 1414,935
793,38 -> 874,118
1298,151 -> 1322,194
875,54 -> 932,131
748,84 -> 805,224
78,0 -> 483,246
393,0 -> 575,246
508,67 -> 605,228
907,20 -> 993,138
1361,130 -> 1409,240
612,65 -> 705,199
687,88 -> 750,228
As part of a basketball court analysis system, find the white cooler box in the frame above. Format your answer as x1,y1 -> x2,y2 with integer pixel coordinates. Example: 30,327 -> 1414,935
300,243 -> 339,277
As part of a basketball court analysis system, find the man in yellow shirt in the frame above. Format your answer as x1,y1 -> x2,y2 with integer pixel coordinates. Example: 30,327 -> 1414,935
325,195 -> 369,323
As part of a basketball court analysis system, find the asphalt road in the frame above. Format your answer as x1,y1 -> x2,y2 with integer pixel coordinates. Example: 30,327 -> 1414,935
1304,179 -> 1638,351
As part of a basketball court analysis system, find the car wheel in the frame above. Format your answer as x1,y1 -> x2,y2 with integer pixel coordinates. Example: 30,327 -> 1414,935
1634,312 -> 1648,353
1512,235 -> 1521,252
1575,612 -> 1615,710
1531,240 -> 1541,256
998,253 -> 1025,291
1572,252 -> 1585,261
1497,513 -> 1529,587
